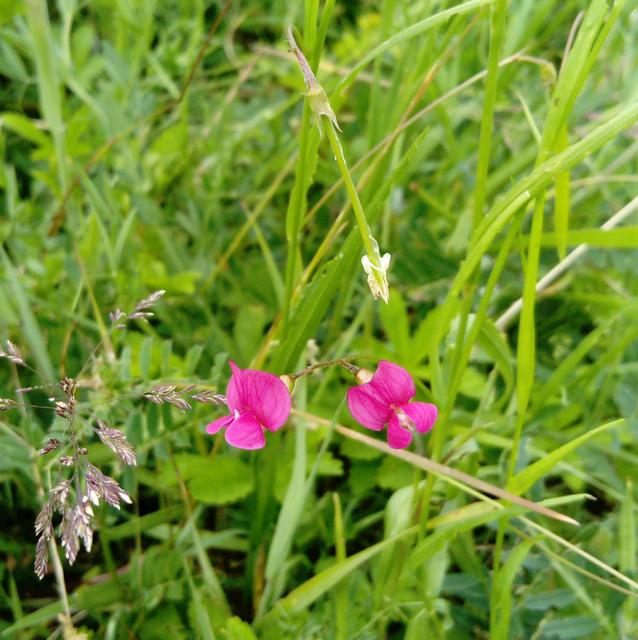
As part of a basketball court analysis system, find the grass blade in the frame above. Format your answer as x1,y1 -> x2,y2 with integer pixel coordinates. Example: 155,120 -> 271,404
508,419 -> 624,496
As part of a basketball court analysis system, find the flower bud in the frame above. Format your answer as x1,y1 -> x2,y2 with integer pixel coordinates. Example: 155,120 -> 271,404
279,374 -> 295,394
354,368 -> 374,385
361,252 -> 391,303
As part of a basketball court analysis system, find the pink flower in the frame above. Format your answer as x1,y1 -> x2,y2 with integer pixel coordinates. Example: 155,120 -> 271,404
346,361 -> 437,449
206,362 -> 291,450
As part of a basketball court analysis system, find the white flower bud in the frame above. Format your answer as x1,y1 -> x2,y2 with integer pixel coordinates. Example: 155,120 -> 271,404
361,252 -> 391,303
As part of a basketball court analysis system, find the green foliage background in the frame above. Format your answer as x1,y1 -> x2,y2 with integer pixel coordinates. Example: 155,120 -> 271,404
1,0 -> 638,638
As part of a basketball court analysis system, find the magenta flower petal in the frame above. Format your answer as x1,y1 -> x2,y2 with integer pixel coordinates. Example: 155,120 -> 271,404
225,412 -> 266,450
369,361 -> 416,406
401,402 -> 438,433
387,413 -> 412,449
225,361 -> 291,431
206,415 -> 233,435
225,361 -> 244,414
347,384 -> 390,430
240,370 -> 291,431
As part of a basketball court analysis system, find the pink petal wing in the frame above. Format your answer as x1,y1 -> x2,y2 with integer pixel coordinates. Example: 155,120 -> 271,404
225,412 -> 265,450
206,414 -> 233,435
347,384 -> 390,431
237,369 -> 291,430
225,361 -> 244,413
387,413 -> 413,449
370,361 -> 416,406
402,402 -> 438,433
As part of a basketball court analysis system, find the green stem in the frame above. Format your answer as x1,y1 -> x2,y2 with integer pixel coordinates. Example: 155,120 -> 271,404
290,358 -> 359,380
324,120 -> 389,301
282,103 -> 315,329
333,493 -> 348,640
324,121 -> 378,262
33,466 -> 71,623
26,0 -> 68,195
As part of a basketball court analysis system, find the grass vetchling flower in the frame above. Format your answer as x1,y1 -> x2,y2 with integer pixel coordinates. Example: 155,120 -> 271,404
206,361 -> 291,450
346,361 -> 437,449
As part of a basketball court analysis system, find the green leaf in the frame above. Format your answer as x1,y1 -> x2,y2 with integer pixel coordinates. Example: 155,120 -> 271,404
538,226 -> 638,248
105,506 -> 184,540
337,0 -> 498,94
233,304 -> 267,366
0,602 -> 63,637
188,457 -> 255,505
379,290 -> 410,360
226,617 -> 257,640
0,112 -> 50,147
411,503 -> 517,566
508,419 -> 624,496
375,455 -> 413,490
476,317 -> 514,406
1,248 -> 55,381
553,125 -> 570,259
259,526 -> 417,625
491,540 -> 533,639
620,480 -> 636,574
270,255 -> 343,373
183,558 -> 216,640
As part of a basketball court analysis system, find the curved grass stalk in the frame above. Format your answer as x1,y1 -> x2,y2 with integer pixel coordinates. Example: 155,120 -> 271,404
296,410 -> 578,526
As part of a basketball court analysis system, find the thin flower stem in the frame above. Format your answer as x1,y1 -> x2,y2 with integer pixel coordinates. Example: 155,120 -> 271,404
287,26 -> 389,303
323,121 -> 379,263
289,358 -> 359,380
168,448 -> 230,616
323,120 -> 389,302
48,538 -> 72,621
33,465 -> 71,622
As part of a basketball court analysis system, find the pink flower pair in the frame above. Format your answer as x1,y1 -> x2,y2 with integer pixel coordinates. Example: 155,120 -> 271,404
206,360 -> 437,450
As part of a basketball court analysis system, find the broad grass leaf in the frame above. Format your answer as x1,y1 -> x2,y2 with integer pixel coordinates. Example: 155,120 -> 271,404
411,503 -> 517,566
491,540 -> 533,639
619,480 -> 636,574
183,559 -> 216,640
508,419 -> 623,496
336,0 -> 499,95
1,248 -> 56,381
0,602 -> 64,637
379,290 -> 410,360
553,125 -> 570,259
538,227 -> 638,248
271,127 -> 429,374
270,255 -> 343,373
106,506 -> 185,540
476,317 -> 514,407
539,616 -> 601,640
233,304 -> 267,366
258,526 -> 417,626
0,112 -> 50,147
